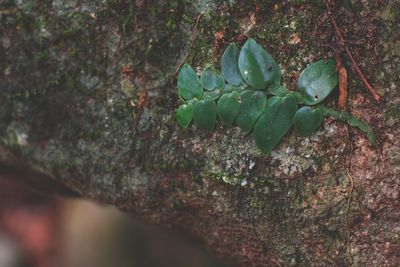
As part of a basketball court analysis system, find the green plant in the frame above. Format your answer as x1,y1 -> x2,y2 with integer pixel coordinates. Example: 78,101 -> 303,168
176,38 -> 376,154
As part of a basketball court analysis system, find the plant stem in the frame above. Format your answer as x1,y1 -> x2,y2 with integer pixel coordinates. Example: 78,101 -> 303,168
325,1 -> 381,102
174,13 -> 203,77
319,105 -> 377,145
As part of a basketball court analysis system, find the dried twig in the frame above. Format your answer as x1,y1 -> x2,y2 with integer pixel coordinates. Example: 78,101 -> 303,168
174,13 -> 203,77
337,60 -> 348,108
327,44 -> 348,108
325,1 -> 381,102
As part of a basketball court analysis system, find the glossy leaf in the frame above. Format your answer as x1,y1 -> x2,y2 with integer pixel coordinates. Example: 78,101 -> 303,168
266,85 -> 288,96
221,43 -> 245,86
222,84 -> 242,94
201,69 -> 225,91
293,106 -> 323,136
287,91 -> 304,104
266,96 -> 281,107
203,88 -> 221,100
298,59 -> 338,105
193,97 -> 217,132
236,90 -> 267,133
217,91 -> 241,126
176,100 -> 197,128
177,64 -> 203,100
238,38 -> 281,90
253,95 -> 298,154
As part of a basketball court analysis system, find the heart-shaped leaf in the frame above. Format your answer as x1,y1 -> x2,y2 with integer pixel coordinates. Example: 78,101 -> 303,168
203,88 -> 221,100
266,85 -> 288,96
253,94 -> 298,154
217,91 -> 241,126
177,64 -> 203,100
193,97 -> 217,132
221,43 -> 245,86
286,91 -> 304,104
298,59 -> 338,105
293,106 -> 323,136
266,96 -> 282,107
236,90 -> 267,133
176,100 -> 197,128
222,84 -> 243,94
201,69 -> 225,91
238,38 -> 281,90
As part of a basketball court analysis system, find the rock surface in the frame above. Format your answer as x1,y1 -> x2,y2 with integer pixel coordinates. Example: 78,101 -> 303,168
1,1 -> 400,266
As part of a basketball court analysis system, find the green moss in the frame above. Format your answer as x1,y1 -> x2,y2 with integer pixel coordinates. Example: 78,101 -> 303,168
385,106 -> 400,127
2,131 -> 19,149
380,3 -> 398,22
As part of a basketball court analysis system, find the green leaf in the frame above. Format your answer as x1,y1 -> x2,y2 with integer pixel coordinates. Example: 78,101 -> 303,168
201,69 -> 225,91
203,88 -> 221,100
318,106 -> 377,146
193,97 -> 217,132
367,132 -> 377,146
176,100 -> 197,128
177,64 -> 203,100
222,84 -> 243,94
236,90 -> 267,133
266,85 -> 288,96
253,94 -> 298,154
217,91 -> 241,126
221,43 -> 245,86
298,59 -> 338,105
266,96 -> 281,107
238,38 -> 281,90
338,111 -> 351,121
348,117 -> 372,133
293,106 -> 323,136
286,91 -> 304,104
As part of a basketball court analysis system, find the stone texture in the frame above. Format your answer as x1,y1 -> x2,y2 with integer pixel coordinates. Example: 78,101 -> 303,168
1,0 -> 399,266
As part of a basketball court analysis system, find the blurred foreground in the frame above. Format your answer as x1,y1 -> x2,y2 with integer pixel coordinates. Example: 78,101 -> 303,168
0,177 -> 229,267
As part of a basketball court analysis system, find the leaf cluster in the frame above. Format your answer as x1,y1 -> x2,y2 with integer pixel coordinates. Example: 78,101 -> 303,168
176,38 -> 375,154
